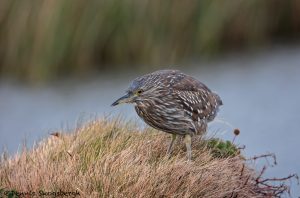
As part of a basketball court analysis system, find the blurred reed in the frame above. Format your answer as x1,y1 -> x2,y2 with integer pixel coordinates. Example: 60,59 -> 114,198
0,0 -> 299,82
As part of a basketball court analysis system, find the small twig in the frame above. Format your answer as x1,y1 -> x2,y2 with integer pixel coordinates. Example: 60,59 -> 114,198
50,132 -> 61,138
240,164 -> 245,177
66,151 -> 73,157
259,174 -> 299,184
242,175 -> 251,188
247,153 -> 277,166
255,166 -> 267,183
253,166 -> 298,197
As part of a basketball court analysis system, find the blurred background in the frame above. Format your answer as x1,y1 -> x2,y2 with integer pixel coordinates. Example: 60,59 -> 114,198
0,0 -> 299,195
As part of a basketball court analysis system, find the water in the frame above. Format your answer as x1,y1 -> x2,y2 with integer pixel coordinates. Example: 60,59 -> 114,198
1,46 -> 300,196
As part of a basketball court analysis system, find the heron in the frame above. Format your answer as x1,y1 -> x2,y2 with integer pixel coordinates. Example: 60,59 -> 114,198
111,70 -> 222,160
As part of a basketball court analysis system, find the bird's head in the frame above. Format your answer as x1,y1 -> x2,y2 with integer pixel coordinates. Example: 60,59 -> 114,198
111,75 -> 156,106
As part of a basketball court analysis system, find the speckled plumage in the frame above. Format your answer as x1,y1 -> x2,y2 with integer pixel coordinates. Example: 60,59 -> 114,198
112,69 -> 222,160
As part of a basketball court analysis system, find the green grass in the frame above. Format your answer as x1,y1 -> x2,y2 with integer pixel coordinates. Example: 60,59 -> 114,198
207,138 -> 240,158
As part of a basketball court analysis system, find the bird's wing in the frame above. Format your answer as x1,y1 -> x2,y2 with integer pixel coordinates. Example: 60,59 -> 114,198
174,90 -> 211,120
171,73 -> 211,92
171,74 -> 222,122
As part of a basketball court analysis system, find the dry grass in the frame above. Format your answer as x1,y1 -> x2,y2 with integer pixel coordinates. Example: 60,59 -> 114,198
0,118 -> 290,197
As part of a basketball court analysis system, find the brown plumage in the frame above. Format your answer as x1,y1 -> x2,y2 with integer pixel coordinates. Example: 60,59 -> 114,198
112,70 -> 222,160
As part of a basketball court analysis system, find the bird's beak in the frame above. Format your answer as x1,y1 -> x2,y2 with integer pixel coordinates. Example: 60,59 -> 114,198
111,92 -> 132,106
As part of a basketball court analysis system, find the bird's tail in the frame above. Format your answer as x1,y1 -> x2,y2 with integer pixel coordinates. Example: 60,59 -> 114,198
213,93 -> 223,106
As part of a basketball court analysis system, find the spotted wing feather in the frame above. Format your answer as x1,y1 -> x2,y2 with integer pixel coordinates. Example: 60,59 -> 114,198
169,73 -> 222,133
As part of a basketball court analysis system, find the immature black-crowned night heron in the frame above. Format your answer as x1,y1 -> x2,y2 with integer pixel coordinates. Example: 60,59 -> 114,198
111,70 -> 222,160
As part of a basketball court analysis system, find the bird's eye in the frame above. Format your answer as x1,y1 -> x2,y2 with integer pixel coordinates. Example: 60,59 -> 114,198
137,89 -> 143,94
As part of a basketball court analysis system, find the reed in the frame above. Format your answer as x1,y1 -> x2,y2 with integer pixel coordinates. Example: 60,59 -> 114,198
0,0 -> 299,82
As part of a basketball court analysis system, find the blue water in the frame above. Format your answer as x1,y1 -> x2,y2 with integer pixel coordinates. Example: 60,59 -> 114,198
1,46 -> 299,196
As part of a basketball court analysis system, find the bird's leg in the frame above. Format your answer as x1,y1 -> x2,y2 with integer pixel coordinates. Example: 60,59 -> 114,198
167,134 -> 177,156
184,134 -> 192,161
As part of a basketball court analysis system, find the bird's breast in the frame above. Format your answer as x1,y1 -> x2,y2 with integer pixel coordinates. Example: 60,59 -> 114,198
134,99 -> 192,135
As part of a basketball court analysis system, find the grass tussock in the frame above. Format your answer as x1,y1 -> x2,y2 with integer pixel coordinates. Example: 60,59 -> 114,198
0,119 -> 292,197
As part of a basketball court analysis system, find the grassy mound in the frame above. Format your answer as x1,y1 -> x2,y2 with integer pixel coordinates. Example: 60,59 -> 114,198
0,119 -> 292,197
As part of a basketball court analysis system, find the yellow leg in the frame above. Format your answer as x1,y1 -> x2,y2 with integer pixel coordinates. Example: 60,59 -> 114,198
167,134 -> 176,156
184,134 -> 192,161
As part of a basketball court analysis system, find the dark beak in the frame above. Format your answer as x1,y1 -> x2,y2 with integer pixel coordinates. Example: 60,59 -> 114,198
111,92 -> 132,106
